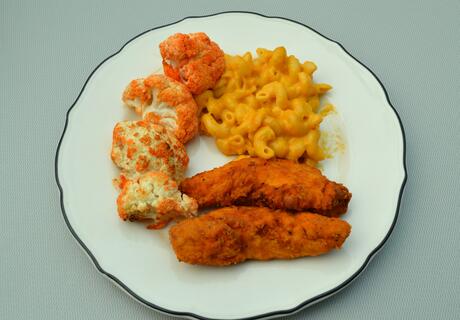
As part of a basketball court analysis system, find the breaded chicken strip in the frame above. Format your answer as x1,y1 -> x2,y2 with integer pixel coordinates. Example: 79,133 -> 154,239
169,206 -> 351,266
122,74 -> 199,144
180,158 -> 351,217
118,171 -> 197,229
159,32 -> 225,95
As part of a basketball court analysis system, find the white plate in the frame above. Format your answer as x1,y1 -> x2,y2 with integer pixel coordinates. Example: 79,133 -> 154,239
55,12 -> 406,320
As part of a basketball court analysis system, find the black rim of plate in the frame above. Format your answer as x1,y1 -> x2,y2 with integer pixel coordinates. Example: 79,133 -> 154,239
54,11 -> 408,320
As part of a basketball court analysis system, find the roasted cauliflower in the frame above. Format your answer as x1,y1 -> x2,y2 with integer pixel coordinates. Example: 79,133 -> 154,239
122,74 -> 199,144
111,119 -> 188,184
117,171 -> 198,229
159,32 -> 225,95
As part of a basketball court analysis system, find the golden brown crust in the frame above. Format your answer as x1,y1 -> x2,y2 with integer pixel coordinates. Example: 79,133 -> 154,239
169,206 -> 351,266
179,158 -> 351,216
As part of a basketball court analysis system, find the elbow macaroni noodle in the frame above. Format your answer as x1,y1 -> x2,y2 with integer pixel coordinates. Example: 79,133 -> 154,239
196,47 -> 332,164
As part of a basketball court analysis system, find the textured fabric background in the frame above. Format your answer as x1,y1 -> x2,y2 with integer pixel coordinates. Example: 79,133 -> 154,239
1,0 -> 459,319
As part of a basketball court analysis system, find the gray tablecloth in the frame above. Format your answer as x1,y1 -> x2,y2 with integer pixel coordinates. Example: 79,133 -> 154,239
1,0 -> 459,319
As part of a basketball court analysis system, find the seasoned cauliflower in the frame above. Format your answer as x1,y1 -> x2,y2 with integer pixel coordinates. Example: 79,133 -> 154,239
159,32 -> 225,95
122,74 -> 199,144
117,171 -> 198,229
111,120 -> 188,183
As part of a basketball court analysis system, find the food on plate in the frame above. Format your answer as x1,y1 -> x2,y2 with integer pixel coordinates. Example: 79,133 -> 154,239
169,206 -> 351,266
196,47 -> 333,165
117,171 -> 197,229
180,157 -> 351,217
111,119 -> 188,184
122,74 -> 199,144
159,32 -> 225,95
109,31 -> 353,267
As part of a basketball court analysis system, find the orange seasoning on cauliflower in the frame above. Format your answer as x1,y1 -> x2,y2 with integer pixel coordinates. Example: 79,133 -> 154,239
117,171 -> 198,229
122,74 -> 199,144
111,120 -> 189,185
159,32 -> 225,95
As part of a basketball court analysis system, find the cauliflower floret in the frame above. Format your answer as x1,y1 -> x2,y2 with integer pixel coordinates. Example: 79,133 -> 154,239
122,74 -> 199,144
159,32 -> 225,95
117,171 -> 198,229
121,78 -> 152,115
111,120 -> 188,183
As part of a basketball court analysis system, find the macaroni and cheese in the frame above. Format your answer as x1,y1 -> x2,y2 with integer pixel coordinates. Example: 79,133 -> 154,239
196,47 -> 333,165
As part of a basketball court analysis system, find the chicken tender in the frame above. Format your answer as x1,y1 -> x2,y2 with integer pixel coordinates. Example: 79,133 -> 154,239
111,120 -> 188,184
118,171 -> 197,229
122,74 -> 199,144
159,32 -> 225,95
169,206 -> 351,266
180,158 -> 351,217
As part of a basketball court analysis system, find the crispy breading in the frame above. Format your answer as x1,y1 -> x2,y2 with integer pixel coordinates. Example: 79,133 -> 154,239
179,158 -> 351,217
169,206 -> 351,266
122,74 -> 199,144
117,171 -> 197,229
159,32 -> 225,95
